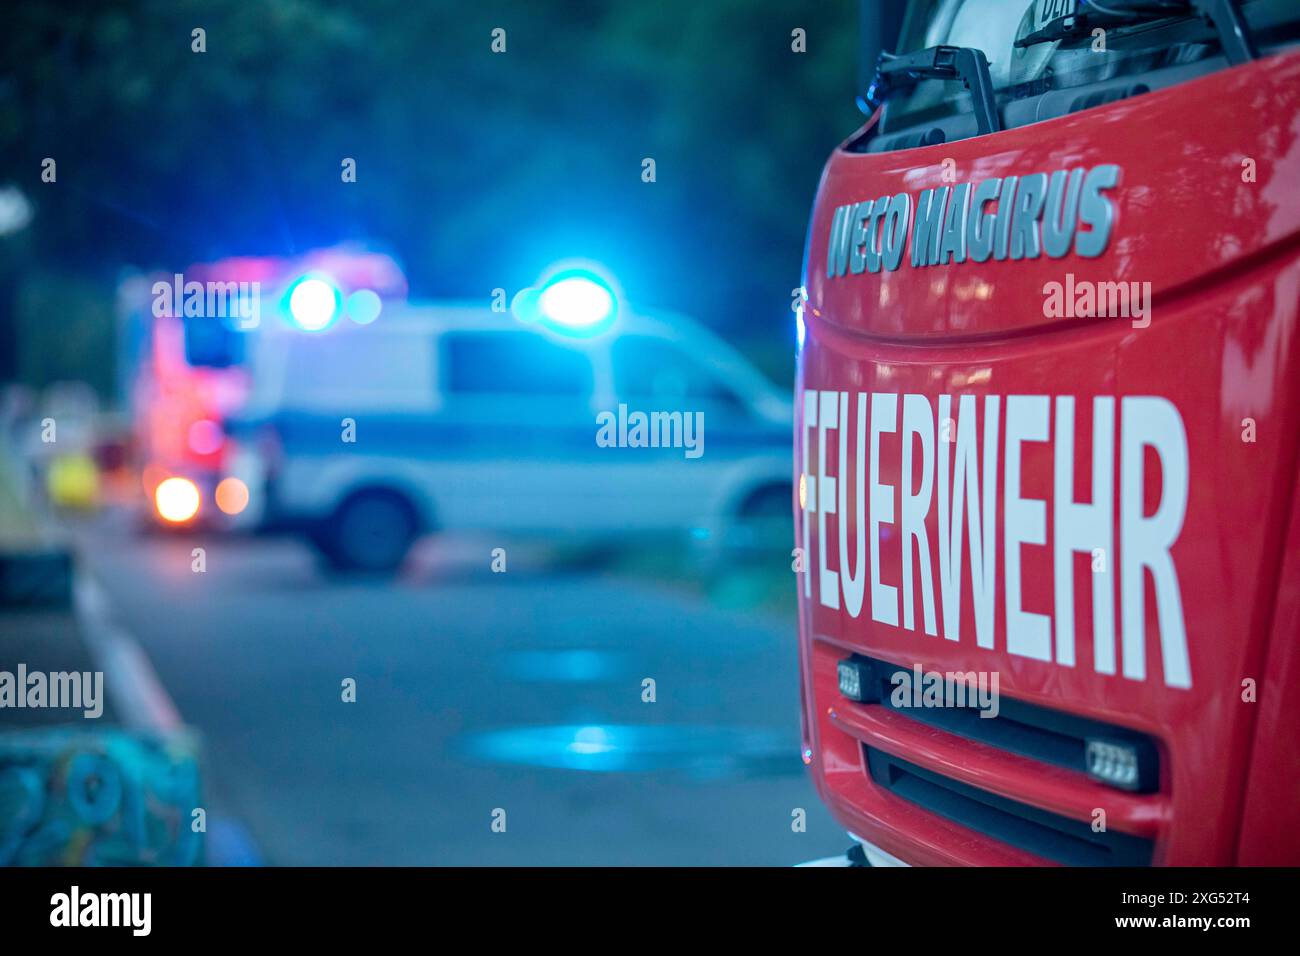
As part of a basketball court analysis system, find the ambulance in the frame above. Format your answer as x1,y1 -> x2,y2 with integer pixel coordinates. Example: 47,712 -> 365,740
796,0 -> 1300,865
224,271 -> 793,572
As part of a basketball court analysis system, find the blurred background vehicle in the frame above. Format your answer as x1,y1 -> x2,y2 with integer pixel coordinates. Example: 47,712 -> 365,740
118,247 -> 408,531
223,274 -> 793,572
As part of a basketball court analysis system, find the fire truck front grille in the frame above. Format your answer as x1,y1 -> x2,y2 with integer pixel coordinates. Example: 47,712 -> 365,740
843,654 -> 1159,786
865,747 -> 1155,866
824,650 -> 1168,864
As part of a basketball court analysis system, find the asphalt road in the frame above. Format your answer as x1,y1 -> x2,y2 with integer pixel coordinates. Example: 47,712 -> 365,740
67,512 -> 846,865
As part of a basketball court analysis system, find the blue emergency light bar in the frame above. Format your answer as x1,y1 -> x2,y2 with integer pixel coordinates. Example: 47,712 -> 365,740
513,266 -> 619,337
286,275 -> 342,331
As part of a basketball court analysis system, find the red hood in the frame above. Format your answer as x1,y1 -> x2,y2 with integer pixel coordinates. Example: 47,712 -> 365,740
796,50 -> 1300,864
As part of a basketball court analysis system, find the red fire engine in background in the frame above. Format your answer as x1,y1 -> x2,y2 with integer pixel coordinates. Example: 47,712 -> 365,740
120,246 -> 406,527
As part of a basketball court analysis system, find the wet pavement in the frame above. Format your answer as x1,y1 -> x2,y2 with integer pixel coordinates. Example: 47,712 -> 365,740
61,511 -> 846,865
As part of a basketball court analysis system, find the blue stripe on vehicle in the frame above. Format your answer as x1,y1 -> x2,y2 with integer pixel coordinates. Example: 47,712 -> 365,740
230,411 -> 790,458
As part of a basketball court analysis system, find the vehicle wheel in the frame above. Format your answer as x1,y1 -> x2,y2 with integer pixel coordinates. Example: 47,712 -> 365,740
319,490 -> 418,573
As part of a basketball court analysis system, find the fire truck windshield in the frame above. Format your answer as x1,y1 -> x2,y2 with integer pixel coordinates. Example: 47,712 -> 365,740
880,0 -> 1299,137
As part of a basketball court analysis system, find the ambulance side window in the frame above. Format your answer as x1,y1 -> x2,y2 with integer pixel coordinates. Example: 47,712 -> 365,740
443,331 -> 593,401
611,337 -> 746,418
283,330 -> 433,410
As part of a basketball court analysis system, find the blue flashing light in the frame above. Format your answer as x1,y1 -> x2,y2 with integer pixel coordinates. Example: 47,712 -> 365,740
346,288 -> 383,325
513,266 -> 619,338
286,276 -> 341,331
539,275 -> 614,329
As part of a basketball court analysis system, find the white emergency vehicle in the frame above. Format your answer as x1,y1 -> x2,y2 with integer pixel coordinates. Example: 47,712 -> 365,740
224,283 -> 792,571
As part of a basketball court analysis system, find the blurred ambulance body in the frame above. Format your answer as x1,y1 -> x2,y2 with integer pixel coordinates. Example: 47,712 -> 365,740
226,303 -> 793,571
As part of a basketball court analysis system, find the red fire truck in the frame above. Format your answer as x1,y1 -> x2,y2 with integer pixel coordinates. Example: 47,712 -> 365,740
796,0 -> 1300,865
120,247 -> 405,527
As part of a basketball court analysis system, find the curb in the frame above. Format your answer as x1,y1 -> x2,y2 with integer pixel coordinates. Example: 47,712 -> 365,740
71,571 -> 264,866
73,573 -> 181,734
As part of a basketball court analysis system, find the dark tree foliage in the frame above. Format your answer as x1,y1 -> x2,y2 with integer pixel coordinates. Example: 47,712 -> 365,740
0,0 -> 860,389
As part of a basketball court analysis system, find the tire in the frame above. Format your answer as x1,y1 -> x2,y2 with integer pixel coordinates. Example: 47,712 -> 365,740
317,490 -> 419,573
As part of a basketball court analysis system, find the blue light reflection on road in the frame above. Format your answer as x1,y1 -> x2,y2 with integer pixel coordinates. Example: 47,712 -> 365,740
460,723 -> 791,774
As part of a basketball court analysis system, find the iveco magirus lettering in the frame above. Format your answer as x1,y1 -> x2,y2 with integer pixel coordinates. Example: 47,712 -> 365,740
825,164 -> 1119,276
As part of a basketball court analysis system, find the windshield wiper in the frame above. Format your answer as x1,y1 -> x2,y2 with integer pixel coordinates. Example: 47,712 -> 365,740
871,45 -> 1001,135
1016,0 -> 1257,66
